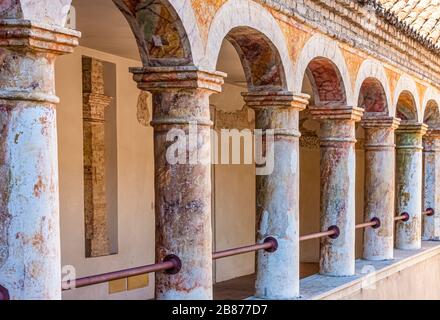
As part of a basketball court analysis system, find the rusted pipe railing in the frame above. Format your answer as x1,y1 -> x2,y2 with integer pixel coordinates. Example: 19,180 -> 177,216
299,225 -> 340,242
212,237 -> 278,260
0,285 -> 9,301
355,217 -> 381,230
62,254 -> 181,291
395,209 -> 434,223
300,218 -> 381,242
395,212 -> 410,222
422,208 -> 435,216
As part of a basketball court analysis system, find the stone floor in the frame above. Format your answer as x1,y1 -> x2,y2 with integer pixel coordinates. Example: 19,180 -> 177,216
213,262 -> 319,300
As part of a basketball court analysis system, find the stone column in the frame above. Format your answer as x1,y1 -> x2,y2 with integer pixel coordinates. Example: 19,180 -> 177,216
310,106 -> 363,276
362,116 -> 400,260
395,123 -> 427,250
243,92 -> 308,299
0,21 -> 79,299
131,66 -> 224,300
82,57 -> 113,257
423,129 -> 440,240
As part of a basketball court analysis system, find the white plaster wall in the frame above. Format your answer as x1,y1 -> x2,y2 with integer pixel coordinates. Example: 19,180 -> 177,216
210,82 -> 256,283
56,46 -> 155,300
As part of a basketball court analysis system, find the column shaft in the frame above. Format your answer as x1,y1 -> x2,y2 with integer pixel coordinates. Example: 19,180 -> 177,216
243,92 -> 308,299
311,107 -> 363,276
82,57 -> 113,257
395,123 -> 427,250
0,21 -> 79,299
131,67 -> 224,300
362,117 -> 400,260
423,130 -> 440,240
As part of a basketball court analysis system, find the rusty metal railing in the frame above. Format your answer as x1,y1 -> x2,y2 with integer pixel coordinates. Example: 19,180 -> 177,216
395,209 -> 434,222
422,208 -> 435,216
299,225 -> 340,241
212,237 -> 278,260
299,218 -> 381,242
2,209 -> 436,298
61,238 -> 279,291
355,217 -> 381,230
61,254 -> 181,291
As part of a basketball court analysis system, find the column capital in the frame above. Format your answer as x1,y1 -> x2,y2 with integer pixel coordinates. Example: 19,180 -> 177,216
241,91 -> 309,111
130,66 -> 226,93
309,106 -> 364,122
83,94 -> 112,123
0,19 -> 80,55
361,116 -> 401,129
396,122 -> 427,151
423,129 -> 440,152
396,122 -> 428,135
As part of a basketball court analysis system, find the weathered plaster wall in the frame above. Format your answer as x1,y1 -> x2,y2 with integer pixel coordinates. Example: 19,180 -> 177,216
56,46 -> 155,300
210,82 -> 256,283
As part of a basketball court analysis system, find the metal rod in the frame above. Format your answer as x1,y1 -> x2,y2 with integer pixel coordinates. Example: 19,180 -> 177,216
299,225 -> 340,242
422,208 -> 435,216
62,255 -> 181,291
355,217 -> 381,230
212,237 -> 278,260
395,212 -> 410,222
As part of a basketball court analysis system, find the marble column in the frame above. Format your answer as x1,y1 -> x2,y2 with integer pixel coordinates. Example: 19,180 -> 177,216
395,123 -> 427,250
243,92 -> 309,299
423,129 -> 440,241
310,106 -> 364,276
131,66 -> 224,300
82,57 -> 113,257
0,19 -> 79,298
362,116 -> 400,260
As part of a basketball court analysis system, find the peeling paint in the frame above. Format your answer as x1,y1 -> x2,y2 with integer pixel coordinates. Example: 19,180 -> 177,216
362,116 -> 400,260
131,66 -> 224,300
244,91 -> 308,299
395,122 -> 427,250
310,106 -> 363,276
0,4 -> 79,300
423,129 -> 440,240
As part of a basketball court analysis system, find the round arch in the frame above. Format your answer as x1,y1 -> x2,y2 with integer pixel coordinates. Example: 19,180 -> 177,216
354,59 -> 392,115
293,34 -> 354,106
203,0 -> 294,91
393,75 -> 421,122
112,0 -> 204,66
422,87 -> 440,122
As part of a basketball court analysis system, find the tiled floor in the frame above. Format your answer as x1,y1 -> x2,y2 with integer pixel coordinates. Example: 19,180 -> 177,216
213,262 -> 319,300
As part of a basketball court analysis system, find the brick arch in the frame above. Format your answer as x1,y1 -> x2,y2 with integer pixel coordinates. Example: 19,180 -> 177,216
394,75 -> 421,122
424,99 -> 440,128
354,59 -> 392,116
305,57 -> 347,106
112,0 -> 204,67
294,34 -> 354,106
422,87 -> 440,126
204,0 -> 293,91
